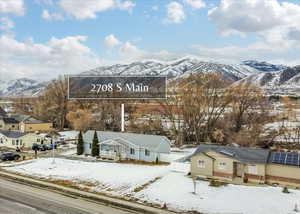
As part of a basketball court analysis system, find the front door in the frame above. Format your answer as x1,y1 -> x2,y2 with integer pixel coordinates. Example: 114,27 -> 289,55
235,163 -> 243,177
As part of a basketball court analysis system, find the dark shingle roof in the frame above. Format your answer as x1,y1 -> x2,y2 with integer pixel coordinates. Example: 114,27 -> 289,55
0,107 -> 7,117
192,144 -> 270,164
0,130 -> 28,138
2,117 -> 19,124
10,114 -> 31,122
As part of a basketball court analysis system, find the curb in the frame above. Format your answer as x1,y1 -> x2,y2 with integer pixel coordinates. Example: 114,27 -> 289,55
0,171 -> 175,214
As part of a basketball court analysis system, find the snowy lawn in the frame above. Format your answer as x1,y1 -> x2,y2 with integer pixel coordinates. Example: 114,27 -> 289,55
2,158 -> 300,214
136,172 -> 300,214
3,158 -> 169,196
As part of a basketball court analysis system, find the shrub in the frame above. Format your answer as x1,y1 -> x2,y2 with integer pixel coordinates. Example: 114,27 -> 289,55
282,186 -> 290,193
209,179 -> 227,187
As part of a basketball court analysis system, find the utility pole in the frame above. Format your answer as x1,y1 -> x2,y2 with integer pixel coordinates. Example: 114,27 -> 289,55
51,138 -> 56,164
121,103 -> 124,132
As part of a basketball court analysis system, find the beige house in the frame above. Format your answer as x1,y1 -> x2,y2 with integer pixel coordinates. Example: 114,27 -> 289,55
0,130 -> 42,149
0,118 -> 19,131
11,115 -> 53,133
191,144 -> 300,188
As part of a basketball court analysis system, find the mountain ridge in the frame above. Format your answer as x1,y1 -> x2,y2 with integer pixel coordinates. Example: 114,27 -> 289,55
0,58 -> 290,97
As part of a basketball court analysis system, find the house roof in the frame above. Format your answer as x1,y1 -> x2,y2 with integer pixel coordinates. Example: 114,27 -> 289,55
10,114 -> 31,122
0,130 -> 28,138
10,114 -> 47,124
0,107 -> 7,117
192,144 -> 270,164
82,130 -> 170,152
23,118 -> 45,124
2,117 -> 19,124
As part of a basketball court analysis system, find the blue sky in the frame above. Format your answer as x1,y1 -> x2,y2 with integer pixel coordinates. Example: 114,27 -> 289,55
1,0 -> 300,80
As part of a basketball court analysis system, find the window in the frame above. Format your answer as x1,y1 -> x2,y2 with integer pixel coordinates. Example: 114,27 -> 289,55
248,164 -> 257,175
37,138 -> 40,142
16,140 -> 19,145
89,143 -> 92,149
145,149 -> 150,156
198,160 -> 205,168
19,140 -> 22,145
12,140 -> 15,145
218,162 -> 226,170
130,148 -> 135,155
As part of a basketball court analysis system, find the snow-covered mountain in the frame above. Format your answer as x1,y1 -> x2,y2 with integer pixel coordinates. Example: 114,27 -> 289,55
0,78 -> 47,97
237,66 -> 300,96
0,57 -> 291,96
83,57 -> 259,82
242,60 -> 287,72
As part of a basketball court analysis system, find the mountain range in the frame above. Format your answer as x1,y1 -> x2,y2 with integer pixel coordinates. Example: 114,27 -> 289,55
0,57 -> 297,97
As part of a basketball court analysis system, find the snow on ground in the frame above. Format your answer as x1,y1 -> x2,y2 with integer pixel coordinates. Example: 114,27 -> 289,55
136,172 -> 300,214
4,158 -> 169,196
58,131 -> 79,140
265,121 -> 300,130
60,149 -> 76,156
2,158 -> 300,214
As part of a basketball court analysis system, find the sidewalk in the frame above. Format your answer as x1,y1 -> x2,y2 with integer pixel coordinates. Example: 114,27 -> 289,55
0,170 -> 177,214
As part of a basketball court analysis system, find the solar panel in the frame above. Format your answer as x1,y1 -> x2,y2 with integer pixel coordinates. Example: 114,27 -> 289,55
272,152 -> 300,167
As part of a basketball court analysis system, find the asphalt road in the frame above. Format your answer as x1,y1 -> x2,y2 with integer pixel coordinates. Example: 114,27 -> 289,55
0,178 -> 136,214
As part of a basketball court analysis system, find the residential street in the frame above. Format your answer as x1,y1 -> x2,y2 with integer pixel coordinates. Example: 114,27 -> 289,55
0,178 -> 135,214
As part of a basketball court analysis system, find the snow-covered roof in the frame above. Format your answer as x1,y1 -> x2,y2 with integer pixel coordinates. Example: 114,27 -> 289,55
83,130 -> 170,152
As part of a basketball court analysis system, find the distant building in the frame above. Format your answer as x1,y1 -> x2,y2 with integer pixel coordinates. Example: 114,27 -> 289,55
0,107 -> 7,118
191,144 -> 300,188
0,130 -> 42,149
82,130 -> 171,162
17,115 -> 53,133
0,117 -> 19,131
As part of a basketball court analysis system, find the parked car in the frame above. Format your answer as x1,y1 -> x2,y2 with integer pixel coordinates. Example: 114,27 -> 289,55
0,152 -> 21,161
32,144 -> 47,151
45,144 -> 57,150
40,144 -> 48,151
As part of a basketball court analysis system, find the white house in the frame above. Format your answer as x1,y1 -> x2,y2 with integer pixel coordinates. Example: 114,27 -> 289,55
0,130 -> 42,149
82,131 -> 171,162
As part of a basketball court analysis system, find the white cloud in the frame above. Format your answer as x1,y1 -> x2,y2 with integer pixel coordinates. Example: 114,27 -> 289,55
0,17 -> 14,31
119,41 -> 176,61
165,2 -> 185,24
184,0 -> 206,10
59,0 -> 135,20
104,34 -> 121,48
116,0 -> 135,12
42,10 -> 64,21
208,0 -> 300,36
0,0 -> 25,15
0,35 -> 106,80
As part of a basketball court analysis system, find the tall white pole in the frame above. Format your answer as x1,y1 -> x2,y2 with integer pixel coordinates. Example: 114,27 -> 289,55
121,103 -> 124,132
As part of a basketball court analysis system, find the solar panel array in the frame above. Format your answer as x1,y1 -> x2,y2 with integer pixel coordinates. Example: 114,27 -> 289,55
272,152 -> 300,166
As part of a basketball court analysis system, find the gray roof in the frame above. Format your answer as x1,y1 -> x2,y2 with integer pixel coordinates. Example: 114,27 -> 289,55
0,107 -> 7,117
193,144 -> 270,164
82,130 -> 170,152
2,117 -> 19,124
0,130 -> 28,138
10,114 -> 46,124
10,114 -> 31,122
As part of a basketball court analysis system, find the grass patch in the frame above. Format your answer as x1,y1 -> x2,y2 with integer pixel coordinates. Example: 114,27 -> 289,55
120,160 -> 169,166
133,177 -> 161,193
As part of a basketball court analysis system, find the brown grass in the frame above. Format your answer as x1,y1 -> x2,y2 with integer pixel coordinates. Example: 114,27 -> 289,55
119,159 -> 169,166
133,177 -> 161,193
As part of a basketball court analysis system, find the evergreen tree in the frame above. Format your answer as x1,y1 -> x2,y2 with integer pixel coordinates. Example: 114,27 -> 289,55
91,130 -> 99,157
77,131 -> 84,155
